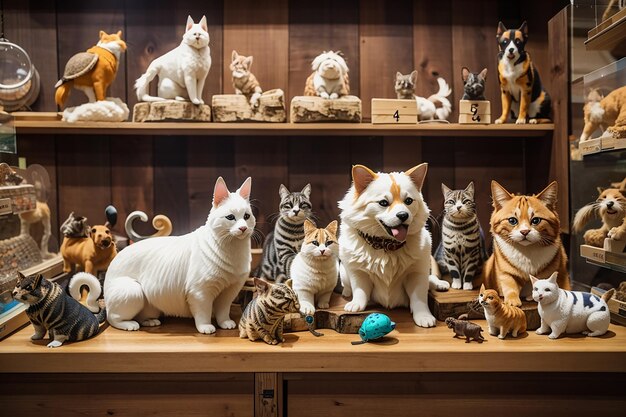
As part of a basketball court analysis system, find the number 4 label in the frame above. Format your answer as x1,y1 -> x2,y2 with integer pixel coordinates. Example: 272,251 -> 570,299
393,110 -> 400,122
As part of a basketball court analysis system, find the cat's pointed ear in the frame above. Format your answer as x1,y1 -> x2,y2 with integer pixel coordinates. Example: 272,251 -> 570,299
530,275 -> 538,285
243,55 -> 253,69
301,183 -> 311,198
405,163 -> 428,192
16,271 -> 26,283
497,21 -> 507,37
99,30 -> 107,40
465,181 -> 475,197
304,219 -> 317,235
352,165 -> 378,196
279,184 -> 290,199
547,272 -> 558,284
461,67 -> 470,82
326,220 -> 338,236
396,71 -> 402,79
536,181 -> 558,211
33,274 -> 43,288
441,183 -> 452,196
479,283 -> 486,294
200,16 -> 208,32
597,186 -> 605,195
232,50 -> 238,61
410,70 -> 418,85
519,21 -> 528,38
285,279 -> 293,289
491,180 -> 513,210
237,177 -> 252,200
479,68 -> 488,80
116,30 -> 123,38
186,16 -> 195,31
212,177 -> 230,207
254,278 -> 271,295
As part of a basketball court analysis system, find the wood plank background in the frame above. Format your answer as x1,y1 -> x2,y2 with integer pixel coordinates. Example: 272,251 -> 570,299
4,0 -> 569,250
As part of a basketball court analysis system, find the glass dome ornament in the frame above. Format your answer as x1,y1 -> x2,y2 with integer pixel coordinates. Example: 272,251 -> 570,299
0,38 -> 40,111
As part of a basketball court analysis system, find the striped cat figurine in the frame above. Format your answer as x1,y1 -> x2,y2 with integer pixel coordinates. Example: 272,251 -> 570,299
434,182 -> 488,290
255,184 -> 312,283
12,272 -> 106,347
239,278 -> 300,345
479,284 -> 527,339
230,50 -> 262,108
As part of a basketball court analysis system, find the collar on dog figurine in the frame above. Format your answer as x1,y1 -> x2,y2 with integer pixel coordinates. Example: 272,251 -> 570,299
358,230 -> 406,251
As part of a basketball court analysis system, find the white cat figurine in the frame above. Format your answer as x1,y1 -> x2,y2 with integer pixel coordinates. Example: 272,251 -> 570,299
290,220 -> 339,316
531,272 -> 614,339
104,176 -> 255,334
135,15 -> 212,105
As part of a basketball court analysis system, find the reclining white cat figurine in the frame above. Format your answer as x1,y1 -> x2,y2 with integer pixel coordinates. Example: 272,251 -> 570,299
104,176 -> 254,334
135,16 -> 211,105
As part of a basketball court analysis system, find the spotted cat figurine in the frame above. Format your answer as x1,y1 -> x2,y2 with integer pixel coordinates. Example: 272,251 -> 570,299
239,278 -> 300,345
12,272 -> 106,347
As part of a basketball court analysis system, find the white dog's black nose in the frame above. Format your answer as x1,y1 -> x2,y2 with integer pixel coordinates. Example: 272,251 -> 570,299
396,212 -> 409,222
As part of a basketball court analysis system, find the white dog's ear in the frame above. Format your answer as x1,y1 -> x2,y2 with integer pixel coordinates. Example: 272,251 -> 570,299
186,16 -> 194,31
405,163 -> 428,191
352,165 -> 378,196
213,177 -> 230,207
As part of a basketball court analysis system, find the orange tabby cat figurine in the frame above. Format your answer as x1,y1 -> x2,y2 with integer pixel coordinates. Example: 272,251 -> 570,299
479,285 -> 527,339
480,180 -> 570,307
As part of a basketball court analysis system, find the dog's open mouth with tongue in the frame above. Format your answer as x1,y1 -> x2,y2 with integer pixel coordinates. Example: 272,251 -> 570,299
380,221 -> 409,242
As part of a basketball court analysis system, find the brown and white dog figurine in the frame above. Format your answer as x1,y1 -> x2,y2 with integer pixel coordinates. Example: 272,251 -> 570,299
338,164 -> 449,328
61,224 -> 117,275
304,51 -> 350,99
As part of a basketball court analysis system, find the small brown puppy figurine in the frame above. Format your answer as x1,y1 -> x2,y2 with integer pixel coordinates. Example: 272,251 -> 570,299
479,284 -> 527,339
61,224 -> 117,275
445,317 -> 485,343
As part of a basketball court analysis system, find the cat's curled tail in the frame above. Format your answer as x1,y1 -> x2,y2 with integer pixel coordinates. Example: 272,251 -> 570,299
135,64 -> 165,102
428,77 -> 452,120
125,210 -> 173,242
572,203 -> 597,233
68,272 -> 104,318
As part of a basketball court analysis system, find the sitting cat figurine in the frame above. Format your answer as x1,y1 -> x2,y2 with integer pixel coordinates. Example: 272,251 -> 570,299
239,278 -> 300,345
479,284 -> 527,339
394,70 -> 452,121
230,50 -> 262,108
461,67 -> 487,100
104,176 -> 254,334
12,272 -> 106,347
290,220 -> 339,316
532,272 -> 614,339
60,212 -> 90,238
135,16 -> 211,105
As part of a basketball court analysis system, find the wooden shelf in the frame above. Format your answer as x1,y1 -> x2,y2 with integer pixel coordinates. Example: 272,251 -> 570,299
585,7 -> 626,51
13,119 -> 554,137
2,307 -> 625,374
580,244 -> 626,273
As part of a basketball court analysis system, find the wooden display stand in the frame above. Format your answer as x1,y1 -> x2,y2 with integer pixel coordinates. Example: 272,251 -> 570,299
290,95 -> 362,123
371,99 -> 418,124
212,89 -> 287,123
428,288 -> 541,330
132,100 -> 212,122
458,100 -> 491,124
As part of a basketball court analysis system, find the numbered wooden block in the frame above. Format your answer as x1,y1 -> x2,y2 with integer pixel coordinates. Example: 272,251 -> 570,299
371,99 -> 418,124
458,100 -> 491,124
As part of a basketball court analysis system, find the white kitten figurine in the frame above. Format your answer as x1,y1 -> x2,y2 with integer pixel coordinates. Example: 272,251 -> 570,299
135,15 -> 212,105
290,220 -> 339,316
531,272 -> 614,339
104,176 -> 255,335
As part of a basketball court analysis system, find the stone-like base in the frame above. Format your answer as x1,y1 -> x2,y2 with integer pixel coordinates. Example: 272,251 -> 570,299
290,95 -> 362,123
132,100 -> 211,122
212,89 -> 287,122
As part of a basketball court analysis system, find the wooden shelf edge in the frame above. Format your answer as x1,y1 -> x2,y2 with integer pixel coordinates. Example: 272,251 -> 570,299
585,9 -> 626,50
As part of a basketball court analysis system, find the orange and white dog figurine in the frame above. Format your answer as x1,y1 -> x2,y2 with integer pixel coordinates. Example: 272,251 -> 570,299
55,30 -> 127,108
61,224 -> 117,275
338,164 -> 449,328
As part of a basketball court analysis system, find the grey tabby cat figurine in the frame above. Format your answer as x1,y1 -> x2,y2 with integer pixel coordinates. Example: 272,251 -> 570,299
435,182 -> 488,290
239,278 -> 300,345
12,272 -> 106,347
461,67 -> 487,100
254,184 -> 312,283
60,212 -> 90,238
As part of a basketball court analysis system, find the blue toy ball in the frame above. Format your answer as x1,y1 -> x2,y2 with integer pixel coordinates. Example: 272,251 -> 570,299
352,313 -> 396,344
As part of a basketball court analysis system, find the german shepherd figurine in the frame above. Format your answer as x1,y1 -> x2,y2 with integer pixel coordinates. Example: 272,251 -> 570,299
495,21 -> 551,124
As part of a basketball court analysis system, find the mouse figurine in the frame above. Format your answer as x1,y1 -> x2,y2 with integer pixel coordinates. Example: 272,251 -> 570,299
351,313 -> 396,345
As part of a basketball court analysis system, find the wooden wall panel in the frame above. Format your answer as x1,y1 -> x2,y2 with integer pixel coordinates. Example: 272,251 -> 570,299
288,0 -> 360,102
154,137 -> 189,235
55,0 -> 127,109
3,1 -> 58,112
360,0 -> 414,119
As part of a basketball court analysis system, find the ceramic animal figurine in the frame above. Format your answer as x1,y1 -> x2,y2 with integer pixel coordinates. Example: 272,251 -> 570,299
290,219 -> 339,316
461,67 -> 488,100
60,212 -> 90,238
495,22 -> 551,124
338,164 -> 450,328
61,223 -> 117,275
479,284 -> 527,339
124,210 -> 173,242
135,16 -> 211,105
238,278 -> 300,345
0,162 -> 24,186
445,317 -> 485,343
304,51 -> 350,99
12,272 -> 106,347
580,85 -> 626,141
394,70 -> 452,121
55,30 -> 126,108
573,188 -> 626,247
351,313 -> 396,345
104,177 -> 254,334
532,272 -> 614,339
479,180 -> 570,307
230,50 -> 262,108
616,281 -> 626,302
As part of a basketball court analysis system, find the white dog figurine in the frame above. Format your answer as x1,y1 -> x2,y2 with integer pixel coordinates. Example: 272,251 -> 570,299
304,51 -> 350,99
338,164 -> 450,328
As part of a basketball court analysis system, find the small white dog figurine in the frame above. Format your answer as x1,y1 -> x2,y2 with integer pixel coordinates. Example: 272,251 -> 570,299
304,51 -> 350,99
